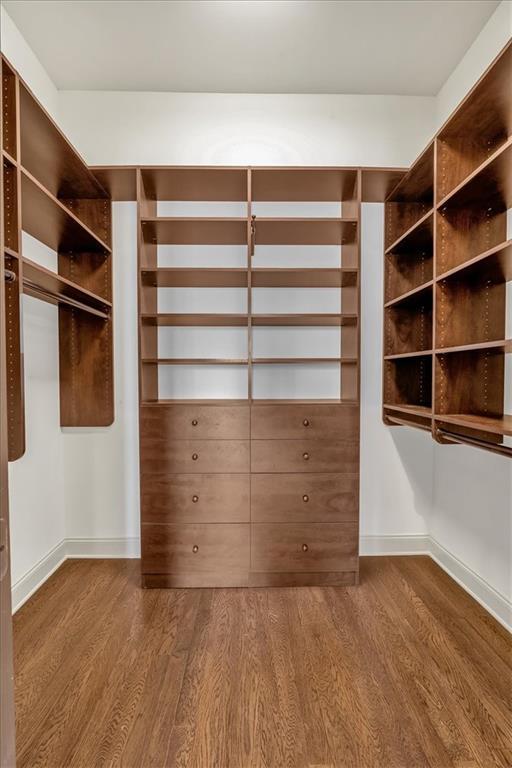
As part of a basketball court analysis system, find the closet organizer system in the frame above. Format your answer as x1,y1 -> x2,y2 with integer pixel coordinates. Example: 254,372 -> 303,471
1,54 -> 114,467
97,164 -> 403,588
383,41 -> 512,458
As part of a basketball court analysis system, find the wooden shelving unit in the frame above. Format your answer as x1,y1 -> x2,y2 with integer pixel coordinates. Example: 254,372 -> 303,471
1,54 -> 114,459
383,40 -> 512,456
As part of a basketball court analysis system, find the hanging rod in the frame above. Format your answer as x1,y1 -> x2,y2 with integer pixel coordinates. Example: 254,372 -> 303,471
436,428 -> 512,458
23,278 -> 110,319
387,415 -> 431,432
4,269 -> 16,283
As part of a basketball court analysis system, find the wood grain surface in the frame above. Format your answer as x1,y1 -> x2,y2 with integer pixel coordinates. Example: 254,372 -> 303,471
13,556 -> 512,768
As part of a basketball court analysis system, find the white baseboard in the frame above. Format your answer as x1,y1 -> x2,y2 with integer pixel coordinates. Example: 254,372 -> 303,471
11,540 -> 67,613
429,537 -> 512,632
360,534 -> 430,556
11,534 -> 511,631
66,537 -> 140,558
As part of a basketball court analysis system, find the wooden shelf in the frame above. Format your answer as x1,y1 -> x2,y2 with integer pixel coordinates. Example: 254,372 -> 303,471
251,314 -> 357,326
141,267 -> 248,287
254,217 -> 357,246
437,137 -> 512,210
361,168 -> 407,203
141,167 -> 248,201
252,358 -> 355,365
141,217 -> 247,245
385,350 -> 433,360
22,257 -> 111,317
142,358 -> 248,365
251,268 -> 357,288
251,168 -> 358,202
3,246 -> 18,259
19,82 -> 108,200
2,148 -> 17,167
385,209 -> 433,255
21,168 -> 111,254
384,280 -> 433,308
435,413 -> 512,438
141,313 -> 248,326
436,240 -> 512,283
436,340 -> 512,355
384,403 -> 432,418
386,143 -> 434,203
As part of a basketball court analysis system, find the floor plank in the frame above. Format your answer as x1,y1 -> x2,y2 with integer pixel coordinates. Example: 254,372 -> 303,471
13,556 -> 512,768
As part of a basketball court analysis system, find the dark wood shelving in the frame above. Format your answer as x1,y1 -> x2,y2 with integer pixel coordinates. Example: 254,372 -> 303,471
436,340 -> 512,355
252,313 -> 357,326
360,168 -> 407,202
436,413 -> 512,438
141,313 -> 248,327
22,257 -> 112,318
385,209 -> 433,255
384,350 -> 433,360
2,148 -> 16,167
19,82 -> 107,200
436,240 -> 512,283
142,358 -> 248,365
251,168 -> 358,202
140,216 -> 248,245
386,143 -> 434,204
3,246 -> 18,259
251,267 -> 357,288
254,217 -> 357,246
21,168 -> 111,254
141,267 -> 248,287
383,403 -> 432,418
384,279 -> 433,308
141,167 -> 248,201
437,137 -> 512,210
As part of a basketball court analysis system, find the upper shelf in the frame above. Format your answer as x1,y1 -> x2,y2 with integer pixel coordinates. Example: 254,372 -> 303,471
140,167 -> 248,201
386,143 -> 434,204
438,138 -> 512,210
438,41 -> 512,142
19,81 -> 108,200
21,169 -> 111,254
254,218 -> 357,246
141,217 -> 247,245
251,168 -> 358,202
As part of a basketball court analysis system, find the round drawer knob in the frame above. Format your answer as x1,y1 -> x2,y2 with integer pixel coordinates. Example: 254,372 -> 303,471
302,494 -> 309,503
192,453 -> 198,461
192,545 -> 199,553
302,544 -> 308,552
303,419 -> 310,427
191,419 -> 198,426
303,452 -> 309,461
192,495 -> 199,503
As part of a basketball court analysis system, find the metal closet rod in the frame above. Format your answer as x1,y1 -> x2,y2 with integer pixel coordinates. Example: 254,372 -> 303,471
436,428 -> 512,458
22,278 -> 110,320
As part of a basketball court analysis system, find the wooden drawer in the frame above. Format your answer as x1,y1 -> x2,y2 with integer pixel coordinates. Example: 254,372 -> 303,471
250,523 -> 358,573
141,473 -> 250,523
251,440 -> 358,474
141,404 -> 249,440
251,404 -> 358,440
140,439 -> 250,474
251,473 -> 358,522
141,523 -> 249,585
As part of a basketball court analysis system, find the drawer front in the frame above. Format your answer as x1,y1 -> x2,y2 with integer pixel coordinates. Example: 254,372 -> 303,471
251,473 -> 358,523
251,440 -> 358,474
140,440 -> 250,474
251,404 -> 359,440
142,523 -> 249,577
141,473 -> 250,524
251,523 -> 358,573
141,404 -> 250,440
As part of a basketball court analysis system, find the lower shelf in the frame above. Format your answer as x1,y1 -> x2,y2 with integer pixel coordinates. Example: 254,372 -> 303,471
436,413 -> 512,437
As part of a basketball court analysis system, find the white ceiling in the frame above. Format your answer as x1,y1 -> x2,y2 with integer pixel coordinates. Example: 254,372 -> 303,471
2,0 -> 500,95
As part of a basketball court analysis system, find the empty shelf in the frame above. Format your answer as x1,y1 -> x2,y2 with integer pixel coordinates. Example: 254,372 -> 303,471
141,313 -> 248,326
140,267 -> 248,287
436,413 -> 512,437
140,217 -> 248,245
251,267 -> 357,287
251,314 -> 357,326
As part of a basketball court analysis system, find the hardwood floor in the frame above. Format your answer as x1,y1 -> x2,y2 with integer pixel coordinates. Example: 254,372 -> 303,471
13,556 -> 512,768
